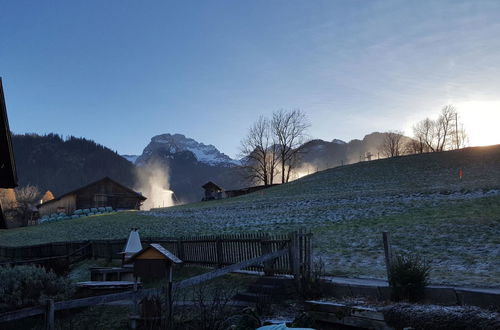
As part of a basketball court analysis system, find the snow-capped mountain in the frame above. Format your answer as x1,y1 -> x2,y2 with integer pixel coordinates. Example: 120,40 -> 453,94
136,133 -> 239,167
121,154 -> 139,163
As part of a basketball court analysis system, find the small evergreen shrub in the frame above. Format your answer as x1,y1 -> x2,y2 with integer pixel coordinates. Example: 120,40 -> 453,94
389,253 -> 430,302
0,265 -> 75,312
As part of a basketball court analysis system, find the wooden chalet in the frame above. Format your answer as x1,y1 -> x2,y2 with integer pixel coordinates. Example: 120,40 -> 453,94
0,78 -> 18,229
201,181 -> 224,201
37,177 -> 146,216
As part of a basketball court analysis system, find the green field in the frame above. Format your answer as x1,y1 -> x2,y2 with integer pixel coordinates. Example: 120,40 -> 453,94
1,145 -> 499,288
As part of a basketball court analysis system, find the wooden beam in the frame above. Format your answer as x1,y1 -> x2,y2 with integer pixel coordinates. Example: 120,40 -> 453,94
0,306 -> 46,323
382,232 -> 393,282
172,249 -> 287,290
45,299 -> 54,330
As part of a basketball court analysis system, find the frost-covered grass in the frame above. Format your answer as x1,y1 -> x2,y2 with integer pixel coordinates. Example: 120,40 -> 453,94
1,145 -> 499,288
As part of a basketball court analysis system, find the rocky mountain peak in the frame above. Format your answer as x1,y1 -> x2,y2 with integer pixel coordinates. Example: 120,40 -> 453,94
137,133 -> 239,166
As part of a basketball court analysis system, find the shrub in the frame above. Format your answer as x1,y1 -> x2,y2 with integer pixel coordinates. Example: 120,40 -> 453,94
299,257 -> 326,299
389,253 -> 430,302
0,265 -> 75,312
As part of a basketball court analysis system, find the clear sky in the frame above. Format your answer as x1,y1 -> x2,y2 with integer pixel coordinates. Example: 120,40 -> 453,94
1,0 -> 500,158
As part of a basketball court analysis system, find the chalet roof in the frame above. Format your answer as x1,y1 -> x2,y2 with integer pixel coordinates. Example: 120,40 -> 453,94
0,78 -> 18,189
127,243 -> 183,264
37,176 -> 147,208
202,181 -> 223,191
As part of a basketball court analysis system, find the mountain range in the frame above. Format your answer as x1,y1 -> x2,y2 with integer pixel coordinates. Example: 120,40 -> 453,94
11,131 -> 400,204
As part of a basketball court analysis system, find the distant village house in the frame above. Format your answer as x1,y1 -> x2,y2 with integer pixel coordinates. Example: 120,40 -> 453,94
37,177 -> 146,216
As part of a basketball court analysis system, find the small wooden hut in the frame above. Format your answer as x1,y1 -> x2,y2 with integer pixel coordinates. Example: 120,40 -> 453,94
37,177 -> 146,216
201,181 -> 224,201
127,243 -> 182,279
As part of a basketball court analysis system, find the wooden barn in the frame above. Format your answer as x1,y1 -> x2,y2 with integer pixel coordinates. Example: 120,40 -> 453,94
0,78 -> 18,229
201,181 -> 224,201
37,177 -> 146,216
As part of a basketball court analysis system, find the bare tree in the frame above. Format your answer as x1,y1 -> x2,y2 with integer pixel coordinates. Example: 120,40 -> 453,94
15,185 -> 40,226
451,111 -> 468,150
380,130 -> 404,158
413,118 -> 435,152
271,109 -> 310,183
240,116 -> 279,186
412,105 -> 467,153
435,105 -> 456,152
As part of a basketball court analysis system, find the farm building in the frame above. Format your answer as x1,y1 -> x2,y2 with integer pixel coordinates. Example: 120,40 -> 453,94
201,181 -> 224,201
0,78 -> 18,229
201,181 -> 277,201
37,177 -> 146,216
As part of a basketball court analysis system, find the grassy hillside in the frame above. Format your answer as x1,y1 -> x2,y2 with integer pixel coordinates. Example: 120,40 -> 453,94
1,145 -> 499,287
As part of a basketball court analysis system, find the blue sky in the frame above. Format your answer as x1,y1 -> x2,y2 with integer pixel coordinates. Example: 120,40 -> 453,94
1,0 -> 500,158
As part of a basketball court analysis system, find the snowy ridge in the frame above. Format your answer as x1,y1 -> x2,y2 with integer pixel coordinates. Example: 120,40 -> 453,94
122,154 -> 139,164
140,133 -> 239,166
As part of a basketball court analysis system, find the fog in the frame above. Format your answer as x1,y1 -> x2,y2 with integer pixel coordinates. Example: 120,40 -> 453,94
135,161 -> 175,210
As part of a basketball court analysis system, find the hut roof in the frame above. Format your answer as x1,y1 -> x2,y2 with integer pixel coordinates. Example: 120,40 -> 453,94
36,176 -> 147,208
0,78 -> 18,189
127,243 -> 183,264
202,181 -> 223,191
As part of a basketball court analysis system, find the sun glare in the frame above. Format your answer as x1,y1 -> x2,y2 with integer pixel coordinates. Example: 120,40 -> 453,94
456,101 -> 500,147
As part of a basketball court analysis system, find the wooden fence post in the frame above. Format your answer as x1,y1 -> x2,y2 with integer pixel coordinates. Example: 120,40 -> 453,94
45,299 -> 54,330
382,231 -> 393,283
130,277 -> 139,330
305,231 -> 313,280
261,235 -> 274,276
216,238 -> 223,268
289,231 -> 301,290
107,241 -> 112,262
176,238 -> 184,267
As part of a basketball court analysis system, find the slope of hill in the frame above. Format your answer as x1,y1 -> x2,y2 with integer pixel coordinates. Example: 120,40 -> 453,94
12,133 -> 137,196
2,145 -> 499,287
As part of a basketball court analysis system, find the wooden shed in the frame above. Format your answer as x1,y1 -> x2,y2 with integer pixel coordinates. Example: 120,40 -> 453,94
37,177 -> 146,216
127,243 -> 182,279
0,78 -> 18,228
201,181 -> 224,201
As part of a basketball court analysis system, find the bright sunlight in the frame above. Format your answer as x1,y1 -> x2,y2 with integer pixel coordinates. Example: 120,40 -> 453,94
456,101 -> 500,147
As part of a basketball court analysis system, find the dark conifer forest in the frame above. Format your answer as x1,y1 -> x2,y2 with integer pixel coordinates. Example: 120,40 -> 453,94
12,133 -> 136,196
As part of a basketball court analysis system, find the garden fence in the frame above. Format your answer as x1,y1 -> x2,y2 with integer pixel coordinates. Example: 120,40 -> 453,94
0,230 -> 313,276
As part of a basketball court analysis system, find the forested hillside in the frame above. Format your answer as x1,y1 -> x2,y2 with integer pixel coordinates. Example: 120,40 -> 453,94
12,133 -> 136,196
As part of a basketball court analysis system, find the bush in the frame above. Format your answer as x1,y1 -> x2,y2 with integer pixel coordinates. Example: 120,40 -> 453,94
383,304 -> 499,330
0,265 -> 75,312
389,253 -> 430,302
299,257 -> 325,299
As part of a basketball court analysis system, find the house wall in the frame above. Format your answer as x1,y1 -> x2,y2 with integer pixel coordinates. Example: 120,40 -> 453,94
38,194 -> 76,216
